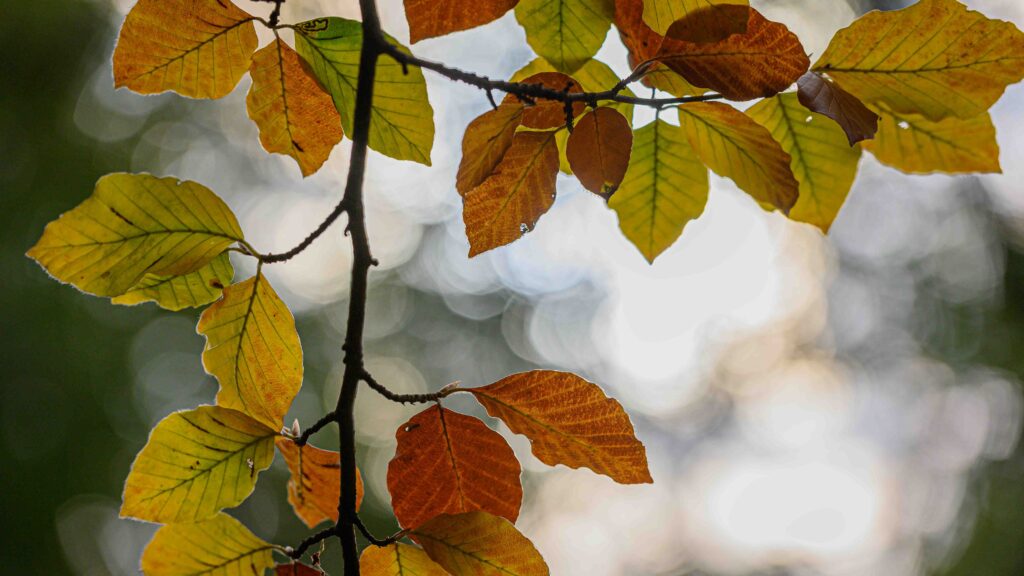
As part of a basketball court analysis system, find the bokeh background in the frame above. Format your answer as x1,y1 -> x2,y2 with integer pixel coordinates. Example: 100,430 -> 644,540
3,0 -> 1023,574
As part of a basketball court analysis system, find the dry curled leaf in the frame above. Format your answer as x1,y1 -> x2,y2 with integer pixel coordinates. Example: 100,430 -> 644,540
797,71 -> 878,146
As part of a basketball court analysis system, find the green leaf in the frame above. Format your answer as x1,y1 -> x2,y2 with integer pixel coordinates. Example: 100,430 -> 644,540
295,17 -> 435,165
141,513 -> 275,576
514,0 -> 614,74
111,252 -> 233,311
747,93 -> 862,233
609,119 -> 708,262
121,405 -> 276,523
27,173 -> 244,298
197,273 -> 303,431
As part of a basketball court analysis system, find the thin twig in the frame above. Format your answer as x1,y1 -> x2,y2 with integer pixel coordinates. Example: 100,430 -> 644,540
362,370 -> 453,404
289,525 -> 337,559
354,515 -> 407,547
294,411 -> 337,446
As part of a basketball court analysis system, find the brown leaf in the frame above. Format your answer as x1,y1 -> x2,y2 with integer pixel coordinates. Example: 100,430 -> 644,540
464,370 -> 652,484
411,511 -> 549,576
463,131 -> 560,256
456,103 -> 525,196
504,72 -> 585,130
615,0 -> 707,96
388,405 -> 522,531
276,563 -> 322,576
275,438 -> 364,529
797,72 -> 878,146
247,39 -> 343,177
657,6 -> 809,100
566,107 -> 633,197
405,0 -> 519,43
657,3 -> 749,43
113,0 -> 257,98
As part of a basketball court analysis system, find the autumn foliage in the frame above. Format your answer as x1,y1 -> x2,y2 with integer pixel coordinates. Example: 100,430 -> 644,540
26,0 -> 1024,574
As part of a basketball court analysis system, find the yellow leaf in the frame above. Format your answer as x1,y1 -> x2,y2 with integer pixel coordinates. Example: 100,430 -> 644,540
464,370 -> 652,484
411,511 -> 549,576
295,18 -> 435,165
27,173 -> 244,298
515,0 -> 615,74
863,111 -> 1002,175
567,107 -> 633,197
275,437 -> 364,528
641,0 -> 748,35
463,131 -> 560,256
678,101 -> 799,212
456,103 -> 524,196
247,39 -> 344,177
609,119 -> 708,262
387,405 -> 522,531
113,0 -> 257,98
121,406 -> 276,523
813,0 -> 1024,121
405,0 -> 520,43
198,273 -> 303,431
361,543 -> 449,576
747,93 -> 862,233
141,513 -> 275,576
111,252 -> 233,311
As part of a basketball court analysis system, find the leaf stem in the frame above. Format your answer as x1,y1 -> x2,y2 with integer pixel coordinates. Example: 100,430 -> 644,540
361,370 -> 455,404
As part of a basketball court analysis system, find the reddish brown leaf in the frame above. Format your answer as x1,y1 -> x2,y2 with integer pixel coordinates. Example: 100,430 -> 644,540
615,0 -> 707,96
657,6 -> 809,100
276,563 -> 322,576
463,131 -> 560,256
411,511 -> 549,576
659,3 -> 749,44
456,103 -> 525,196
566,107 -> 633,197
388,405 -> 522,531
463,370 -> 652,484
275,438 -> 364,528
797,72 -> 878,146
405,0 -> 520,43
504,72 -> 585,130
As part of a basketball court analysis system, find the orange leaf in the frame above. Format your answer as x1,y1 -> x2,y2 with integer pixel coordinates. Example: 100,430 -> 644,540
360,543 -> 449,576
456,103 -> 525,196
463,131 -> 560,256
404,0 -> 519,43
678,101 -> 799,212
657,6 -> 809,100
388,405 -> 522,531
464,370 -> 652,484
276,563 -> 322,576
275,438 -> 364,528
411,511 -> 549,576
113,0 -> 257,98
247,39 -> 343,177
797,72 -> 878,146
504,72 -> 585,130
566,107 -> 633,198
657,3 -> 749,44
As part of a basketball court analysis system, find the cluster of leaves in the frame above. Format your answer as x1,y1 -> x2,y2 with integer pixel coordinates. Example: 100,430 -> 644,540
25,0 -> 1024,574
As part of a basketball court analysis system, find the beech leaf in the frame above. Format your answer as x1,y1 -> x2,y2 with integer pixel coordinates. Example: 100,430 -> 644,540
198,273 -> 303,431
276,563 -> 322,576
111,252 -> 233,311
456,103 -> 524,196
141,513 -> 275,576
361,542 -> 449,576
411,511 -> 549,576
614,0 -> 707,97
463,370 -> 652,484
641,0 -> 749,35
405,0 -> 520,43
566,107 -> 633,197
863,111 -> 1002,175
276,438 -> 364,528
797,71 -> 878,146
504,72 -> 586,130
27,173 -> 244,298
388,405 -> 522,531
113,0 -> 257,99
515,0 -> 614,74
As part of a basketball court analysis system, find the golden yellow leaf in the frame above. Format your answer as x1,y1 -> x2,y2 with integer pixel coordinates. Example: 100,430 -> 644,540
405,0 -> 519,43
463,131 -> 560,256
113,0 -> 257,98
463,370 -> 652,484
567,107 -> 633,197
361,543 -> 449,576
863,111 -> 1001,175
411,511 -> 549,576
515,0 -> 614,74
456,103 -> 524,196
678,101 -> 799,212
813,0 -> 1024,121
609,119 -> 708,262
141,513 -> 275,576
276,438 -> 364,528
747,93 -> 862,233
197,273 -> 303,431
796,71 -> 878,146
111,252 -> 233,311
642,0 -> 748,35
388,405 -> 522,531
27,173 -> 244,298
296,18 -> 435,165
121,405 -> 276,524
247,39 -> 343,177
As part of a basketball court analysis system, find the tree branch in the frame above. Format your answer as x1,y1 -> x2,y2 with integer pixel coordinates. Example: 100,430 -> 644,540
293,411 -> 337,446
289,525 -> 337,560
354,515 -> 406,547
362,370 -> 454,404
